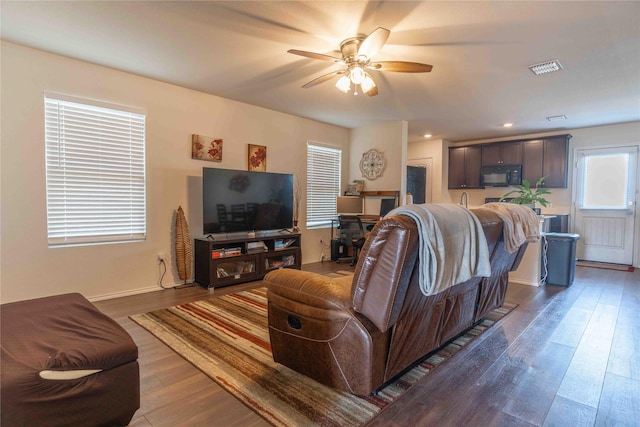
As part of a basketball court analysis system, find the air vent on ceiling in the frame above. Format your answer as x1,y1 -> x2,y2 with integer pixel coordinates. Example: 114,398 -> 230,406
547,115 -> 567,122
528,60 -> 563,75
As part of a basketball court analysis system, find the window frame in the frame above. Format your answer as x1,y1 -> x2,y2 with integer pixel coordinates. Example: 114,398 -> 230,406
306,142 -> 342,229
44,93 -> 147,247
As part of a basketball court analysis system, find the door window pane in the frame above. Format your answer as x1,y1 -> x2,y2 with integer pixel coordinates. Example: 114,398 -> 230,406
583,154 -> 628,208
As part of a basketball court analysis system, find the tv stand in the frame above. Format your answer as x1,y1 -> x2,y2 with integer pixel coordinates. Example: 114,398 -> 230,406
194,231 -> 301,289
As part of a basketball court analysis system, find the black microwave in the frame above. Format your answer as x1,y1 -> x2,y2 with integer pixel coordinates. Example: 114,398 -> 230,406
480,165 -> 522,187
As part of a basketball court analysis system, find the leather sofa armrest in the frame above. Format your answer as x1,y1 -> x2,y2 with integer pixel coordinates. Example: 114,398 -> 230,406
264,269 -> 353,313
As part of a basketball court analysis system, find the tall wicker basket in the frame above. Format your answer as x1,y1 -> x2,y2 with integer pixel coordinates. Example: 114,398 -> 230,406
175,206 -> 193,284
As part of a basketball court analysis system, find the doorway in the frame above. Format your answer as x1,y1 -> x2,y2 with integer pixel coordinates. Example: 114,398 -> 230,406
407,158 -> 433,204
573,146 -> 638,265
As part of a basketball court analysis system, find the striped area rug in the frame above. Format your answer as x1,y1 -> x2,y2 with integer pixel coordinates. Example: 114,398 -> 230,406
131,288 -> 515,427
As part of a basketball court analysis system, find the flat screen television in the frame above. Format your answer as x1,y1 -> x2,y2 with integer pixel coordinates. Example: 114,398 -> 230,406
203,167 -> 294,234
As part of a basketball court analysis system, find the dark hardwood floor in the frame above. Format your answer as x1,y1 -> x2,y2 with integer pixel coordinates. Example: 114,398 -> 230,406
94,263 -> 640,426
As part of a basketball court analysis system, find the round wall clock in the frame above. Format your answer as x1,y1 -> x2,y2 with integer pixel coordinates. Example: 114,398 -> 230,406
360,149 -> 386,180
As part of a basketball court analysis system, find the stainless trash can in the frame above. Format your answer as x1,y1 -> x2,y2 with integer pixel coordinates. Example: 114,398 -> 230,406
542,233 -> 580,286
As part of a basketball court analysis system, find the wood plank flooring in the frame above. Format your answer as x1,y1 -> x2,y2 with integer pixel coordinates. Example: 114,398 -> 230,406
94,263 -> 640,426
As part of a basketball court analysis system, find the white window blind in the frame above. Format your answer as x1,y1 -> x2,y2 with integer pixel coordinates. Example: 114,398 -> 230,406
306,143 -> 341,228
45,95 -> 146,246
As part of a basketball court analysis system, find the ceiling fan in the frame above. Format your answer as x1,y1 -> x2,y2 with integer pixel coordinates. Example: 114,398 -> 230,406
288,27 -> 432,97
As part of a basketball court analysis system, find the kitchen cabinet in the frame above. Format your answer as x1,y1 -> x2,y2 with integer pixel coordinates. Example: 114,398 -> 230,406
449,134 -> 570,189
481,141 -> 523,166
448,146 -> 481,189
522,135 -> 570,188
522,140 -> 544,184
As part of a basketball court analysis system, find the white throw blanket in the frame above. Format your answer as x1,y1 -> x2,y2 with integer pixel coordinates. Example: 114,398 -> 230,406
386,204 -> 491,296
478,203 -> 541,253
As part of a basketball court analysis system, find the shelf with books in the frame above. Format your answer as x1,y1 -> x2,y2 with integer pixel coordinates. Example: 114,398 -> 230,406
216,259 -> 256,278
263,251 -> 297,272
273,238 -> 297,251
195,232 -> 301,288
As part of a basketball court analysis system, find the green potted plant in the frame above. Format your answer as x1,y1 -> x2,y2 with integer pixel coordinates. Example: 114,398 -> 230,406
500,176 -> 551,212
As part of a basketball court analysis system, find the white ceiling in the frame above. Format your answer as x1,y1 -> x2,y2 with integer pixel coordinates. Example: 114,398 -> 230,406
2,1 -> 639,142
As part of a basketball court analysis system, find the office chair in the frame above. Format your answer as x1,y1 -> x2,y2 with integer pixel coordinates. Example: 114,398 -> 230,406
336,215 -> 366,266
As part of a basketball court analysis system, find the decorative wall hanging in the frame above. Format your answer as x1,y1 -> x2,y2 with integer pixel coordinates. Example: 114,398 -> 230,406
175,206 -> 193,285
192,134 -> 223,162
360,149 -> 386,180
248,144 -> 267,172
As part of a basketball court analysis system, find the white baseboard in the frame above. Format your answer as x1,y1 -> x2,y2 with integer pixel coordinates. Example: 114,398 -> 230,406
508,278 -> 541,287
88,280 -> 195,302
88,286 -> 162,302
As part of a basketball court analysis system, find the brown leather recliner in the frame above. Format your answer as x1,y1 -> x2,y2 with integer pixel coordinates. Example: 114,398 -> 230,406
264,208 -> 527,395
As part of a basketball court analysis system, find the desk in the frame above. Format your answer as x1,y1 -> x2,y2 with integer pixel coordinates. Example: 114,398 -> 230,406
358,215 -> 381,226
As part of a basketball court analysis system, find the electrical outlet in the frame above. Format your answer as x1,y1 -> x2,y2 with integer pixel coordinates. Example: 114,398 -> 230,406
157,252 -> 165,263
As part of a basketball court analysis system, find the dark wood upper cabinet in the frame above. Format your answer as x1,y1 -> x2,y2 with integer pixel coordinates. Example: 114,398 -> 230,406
522,135 -> 570,188
448,146 -> 481,189
481,141 -> 523,166
522,139 -> 544,184
449,134 -> 571,189
542,136 -> 570,187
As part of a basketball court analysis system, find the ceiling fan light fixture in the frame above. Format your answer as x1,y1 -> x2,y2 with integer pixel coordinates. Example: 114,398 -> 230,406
335,75 -> 351,93
290,27 -> 431,97
361,74 -> 376,94
350,66 -> 366,85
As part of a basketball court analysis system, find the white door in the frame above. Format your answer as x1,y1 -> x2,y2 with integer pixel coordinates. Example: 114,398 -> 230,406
573,146 -> 638,264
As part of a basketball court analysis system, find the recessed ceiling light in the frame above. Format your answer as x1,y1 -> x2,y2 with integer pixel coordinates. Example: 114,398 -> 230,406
423,133 -> 432,138
547,114 -> 568,122
502,123 -> 514,128
528,60 -> 563,75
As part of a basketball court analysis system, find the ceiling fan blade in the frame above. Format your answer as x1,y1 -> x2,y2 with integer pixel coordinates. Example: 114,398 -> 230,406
365,86 -> 379,97
369,61 -> 433,73
287,49 -> 343,63
357,27 -> 390,59
301,70 -> 346,88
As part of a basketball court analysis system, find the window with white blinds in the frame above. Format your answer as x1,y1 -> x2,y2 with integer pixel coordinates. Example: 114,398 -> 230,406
44,95 -> 146,246
306,142 -> 341,228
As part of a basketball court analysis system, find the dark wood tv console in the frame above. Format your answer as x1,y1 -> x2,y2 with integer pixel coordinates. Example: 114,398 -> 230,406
194,232 -> 301,289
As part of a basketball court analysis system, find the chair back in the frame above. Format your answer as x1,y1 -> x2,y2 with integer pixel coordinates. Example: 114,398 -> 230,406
338,215 -> 364,246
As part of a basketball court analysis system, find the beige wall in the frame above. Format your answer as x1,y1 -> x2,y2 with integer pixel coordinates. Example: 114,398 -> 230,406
0,42 -> 350,303
3,41 -> 637,303
350,121 -> 407,212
